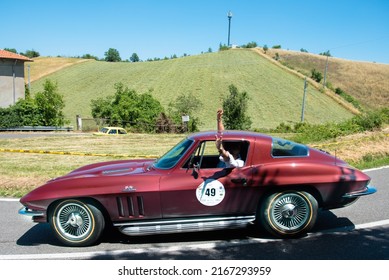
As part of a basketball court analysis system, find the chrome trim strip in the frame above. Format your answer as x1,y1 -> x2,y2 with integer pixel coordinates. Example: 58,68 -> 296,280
116,215 -> 256,236
18,207 -> 44,217
343,185 -> 377,198
114,215 -> 255,227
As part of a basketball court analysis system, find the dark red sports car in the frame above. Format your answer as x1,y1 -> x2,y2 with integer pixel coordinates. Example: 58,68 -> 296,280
19,131 -> 376,246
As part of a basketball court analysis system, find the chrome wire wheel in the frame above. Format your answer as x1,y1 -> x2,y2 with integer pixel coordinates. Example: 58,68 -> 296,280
260,191 -> 318,237
50,199 -> 105,247
56,202 -> 93,239
270,193 -> 310,231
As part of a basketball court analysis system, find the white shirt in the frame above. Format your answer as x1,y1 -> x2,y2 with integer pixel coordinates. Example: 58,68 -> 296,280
219,153 -> 244,168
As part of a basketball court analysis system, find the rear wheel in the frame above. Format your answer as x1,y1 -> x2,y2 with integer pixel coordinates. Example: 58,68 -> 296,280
49,199 -> 105,246
260,190 -> 318,238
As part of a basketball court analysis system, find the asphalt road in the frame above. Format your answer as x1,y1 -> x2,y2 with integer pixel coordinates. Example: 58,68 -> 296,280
0,167 -> 388,260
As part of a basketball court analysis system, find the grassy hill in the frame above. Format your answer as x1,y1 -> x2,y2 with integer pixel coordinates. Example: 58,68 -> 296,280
25,56 -> 90,82
264,48 -> 389,110
28,49 -> 355,130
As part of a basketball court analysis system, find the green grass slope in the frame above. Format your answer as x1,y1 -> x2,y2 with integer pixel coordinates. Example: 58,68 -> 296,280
30,49 -> 354,130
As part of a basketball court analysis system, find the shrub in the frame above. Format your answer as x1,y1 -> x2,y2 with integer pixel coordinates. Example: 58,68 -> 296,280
241,41 -> 258,48
273,108 -> 389,143
335,87 -> 362,110
0,79 -> 65,127
311,69 -> 323,83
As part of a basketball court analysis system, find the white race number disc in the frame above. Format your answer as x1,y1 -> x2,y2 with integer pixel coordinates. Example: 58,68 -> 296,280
196,179 -> 225,206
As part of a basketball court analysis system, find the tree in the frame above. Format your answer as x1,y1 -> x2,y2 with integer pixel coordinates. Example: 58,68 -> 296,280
23,49 -> 40,58
104,48 -> 121,62
263,45 -> 269,53
91,83 -> 164,132
219,43 -> 229,51
168,92 -> 203,132
319,50 -> 331,57
130,53 -> 140,62
4,48 -> 17,53
222,84 -> 252,130
34,80 -> 65,126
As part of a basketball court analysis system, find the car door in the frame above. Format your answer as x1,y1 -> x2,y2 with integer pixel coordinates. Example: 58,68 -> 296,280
159,140 -> 258,218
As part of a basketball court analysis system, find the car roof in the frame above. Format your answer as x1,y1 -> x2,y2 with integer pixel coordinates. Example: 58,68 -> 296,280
187,130 -> 272,141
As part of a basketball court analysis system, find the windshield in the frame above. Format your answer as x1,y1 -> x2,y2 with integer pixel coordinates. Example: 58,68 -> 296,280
153,138 -> 194,169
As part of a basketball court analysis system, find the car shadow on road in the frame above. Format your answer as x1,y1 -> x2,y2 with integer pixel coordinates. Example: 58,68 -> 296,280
15,210 -> 354,247
17,210 -> 389,260
92,210 -> 389,260
16,223 -> 63,247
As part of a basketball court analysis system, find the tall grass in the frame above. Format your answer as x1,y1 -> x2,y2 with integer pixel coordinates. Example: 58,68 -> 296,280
265,49 -> 389,110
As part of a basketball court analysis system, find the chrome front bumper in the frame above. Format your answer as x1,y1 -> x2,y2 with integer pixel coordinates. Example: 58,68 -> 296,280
342,185 -> 377,199
18,207 -> 45,217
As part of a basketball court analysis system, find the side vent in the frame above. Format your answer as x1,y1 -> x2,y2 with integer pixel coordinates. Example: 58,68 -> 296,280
116,197 -> 125,217
137,196 -> 144,216
116,196 -> 144,217
127,196 -> 134,216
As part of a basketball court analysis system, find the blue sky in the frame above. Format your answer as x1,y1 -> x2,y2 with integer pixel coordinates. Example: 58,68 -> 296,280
2,0 -> 389,63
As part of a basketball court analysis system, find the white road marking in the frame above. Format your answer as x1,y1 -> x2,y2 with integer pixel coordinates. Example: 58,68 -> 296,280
362,165 -> 389,172
0,198 -> 19,202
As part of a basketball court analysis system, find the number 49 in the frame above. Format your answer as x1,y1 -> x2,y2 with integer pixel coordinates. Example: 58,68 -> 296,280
205,188 -> 216,196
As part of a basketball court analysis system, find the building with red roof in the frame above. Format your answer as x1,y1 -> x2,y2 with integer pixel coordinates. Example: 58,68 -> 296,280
0,49 -> 33,108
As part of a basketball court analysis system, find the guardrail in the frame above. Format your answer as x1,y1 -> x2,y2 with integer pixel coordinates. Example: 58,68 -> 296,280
0,148 -> 158,158
0,126 -> 74,132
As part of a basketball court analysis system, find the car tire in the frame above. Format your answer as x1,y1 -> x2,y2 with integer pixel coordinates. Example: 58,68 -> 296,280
259,190 -> 318,238
49,199 -> 105,247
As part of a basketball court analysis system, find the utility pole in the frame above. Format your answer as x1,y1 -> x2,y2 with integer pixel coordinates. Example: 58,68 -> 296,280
27,64 -> 31,93
323,55 -> 329,88
301,77 -> 308,122
227,11 -> 232,47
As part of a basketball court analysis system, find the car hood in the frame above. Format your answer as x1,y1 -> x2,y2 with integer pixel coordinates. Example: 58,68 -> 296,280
19,158 -> 159,205
52,159 -> 156,182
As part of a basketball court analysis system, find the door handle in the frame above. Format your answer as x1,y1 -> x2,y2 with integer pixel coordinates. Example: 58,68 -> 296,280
231,178 -> 247,186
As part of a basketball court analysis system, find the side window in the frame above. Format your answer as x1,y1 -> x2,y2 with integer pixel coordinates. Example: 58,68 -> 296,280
183,140 -> 249,169
186,141 -> 220,169
271,138 -> 309,157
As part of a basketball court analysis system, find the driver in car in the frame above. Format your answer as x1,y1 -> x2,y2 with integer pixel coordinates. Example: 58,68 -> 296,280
215,109 -> 244,168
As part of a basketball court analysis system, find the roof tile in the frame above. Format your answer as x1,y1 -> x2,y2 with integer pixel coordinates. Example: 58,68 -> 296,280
0,49 -> 33,61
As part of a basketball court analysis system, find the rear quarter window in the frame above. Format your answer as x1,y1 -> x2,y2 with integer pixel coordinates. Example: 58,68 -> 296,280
271,138 -> 309,157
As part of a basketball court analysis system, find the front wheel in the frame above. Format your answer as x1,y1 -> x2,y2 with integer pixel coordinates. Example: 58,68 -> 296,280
259,190 -> 318,238
49,199 -> 105,246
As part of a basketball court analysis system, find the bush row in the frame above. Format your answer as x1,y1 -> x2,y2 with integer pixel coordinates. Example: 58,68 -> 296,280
272,108 -> 389,143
